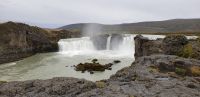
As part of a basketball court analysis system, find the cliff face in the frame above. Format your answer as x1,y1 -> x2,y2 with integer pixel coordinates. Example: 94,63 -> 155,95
0,22 -> 80,64
134,35 -> 163,58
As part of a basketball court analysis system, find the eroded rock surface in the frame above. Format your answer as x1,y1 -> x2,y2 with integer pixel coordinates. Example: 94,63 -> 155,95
134,34 -> 200,60
0,77 -> 96,97
80,55 -> 200,97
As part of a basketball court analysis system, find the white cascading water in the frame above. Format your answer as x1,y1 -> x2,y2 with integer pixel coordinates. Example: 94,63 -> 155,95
106,35 -> 112,50
58,37 -> 95,55
119,34 -> 135,54
58,34 -> 136,57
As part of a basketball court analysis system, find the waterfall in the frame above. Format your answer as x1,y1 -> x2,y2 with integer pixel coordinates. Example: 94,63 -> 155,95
58,37 -> 95,54
106,35 -> 112,50
58,34 -> 136,57
119,34 -> 135,54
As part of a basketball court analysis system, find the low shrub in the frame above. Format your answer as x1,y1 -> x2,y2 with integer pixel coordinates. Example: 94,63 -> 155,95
190,66 -> 200,76
95,81 -> 106,88
175,67 -> 186,76
177,43 -> 194,58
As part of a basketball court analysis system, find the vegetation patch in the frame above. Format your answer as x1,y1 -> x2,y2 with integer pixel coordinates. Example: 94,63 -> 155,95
175,67 -> 187,76
0,81 -> 7,84
95,81 -> 106,88
177,36 -> 200,59
190,66 -> 200,76
148,65 -> 159,73
178,43 -> 193,58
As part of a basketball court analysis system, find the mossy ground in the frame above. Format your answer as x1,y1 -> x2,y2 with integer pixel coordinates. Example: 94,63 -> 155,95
95,81 -> 106,88
175,67 -> 187,76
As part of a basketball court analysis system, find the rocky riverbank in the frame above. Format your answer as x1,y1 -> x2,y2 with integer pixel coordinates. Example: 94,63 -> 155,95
0,35 -> 199,97
0,22 -> 80,64
0,55 -> 199,97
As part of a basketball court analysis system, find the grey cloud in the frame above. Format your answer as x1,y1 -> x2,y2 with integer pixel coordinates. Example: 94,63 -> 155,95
0,0 -> 200,28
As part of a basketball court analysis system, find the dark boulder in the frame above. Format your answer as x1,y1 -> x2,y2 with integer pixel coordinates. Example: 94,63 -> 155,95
113,60 -> 121,64
75,59 -> 114,73
75,62 -> 114,72
91,59 -> 98,63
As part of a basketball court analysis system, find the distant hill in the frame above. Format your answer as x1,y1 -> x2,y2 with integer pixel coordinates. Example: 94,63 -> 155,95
59,19 -> 200,34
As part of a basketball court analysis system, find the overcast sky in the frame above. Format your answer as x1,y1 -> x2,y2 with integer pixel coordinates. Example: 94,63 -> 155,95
0,0 -> 200,28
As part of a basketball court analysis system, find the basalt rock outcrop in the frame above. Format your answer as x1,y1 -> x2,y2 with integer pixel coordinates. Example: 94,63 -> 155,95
45,29 -> 80,42
1,55 -> 200,97
134,34 -> 200,60
0,22 -> 80,64
134,35 -> 163,59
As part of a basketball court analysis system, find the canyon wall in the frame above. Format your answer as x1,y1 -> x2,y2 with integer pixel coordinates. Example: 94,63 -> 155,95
0,22 -> 80,64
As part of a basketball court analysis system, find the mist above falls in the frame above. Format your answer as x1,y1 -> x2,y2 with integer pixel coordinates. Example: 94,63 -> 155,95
82,23 -> 103,37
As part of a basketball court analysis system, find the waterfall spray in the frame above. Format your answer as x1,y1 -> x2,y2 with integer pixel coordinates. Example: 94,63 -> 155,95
106,35 -> 112,50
